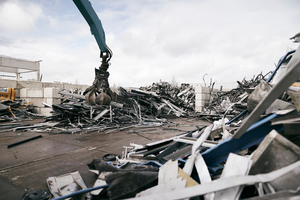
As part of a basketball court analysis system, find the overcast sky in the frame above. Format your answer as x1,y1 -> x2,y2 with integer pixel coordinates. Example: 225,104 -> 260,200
0,0 -> 299,88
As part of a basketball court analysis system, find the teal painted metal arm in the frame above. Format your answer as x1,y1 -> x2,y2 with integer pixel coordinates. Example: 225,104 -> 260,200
73,0 -> 113,106
73,0 -> 107,53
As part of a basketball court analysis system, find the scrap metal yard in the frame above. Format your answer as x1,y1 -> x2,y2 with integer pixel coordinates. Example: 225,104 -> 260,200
1,45 -> 300,199
1,0 -> 300,199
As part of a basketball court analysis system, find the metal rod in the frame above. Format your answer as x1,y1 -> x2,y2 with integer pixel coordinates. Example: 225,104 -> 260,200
7,135 -> 43,149
266,49 -> 296,83
225,109 -> 247,125
52,184 -> 110,200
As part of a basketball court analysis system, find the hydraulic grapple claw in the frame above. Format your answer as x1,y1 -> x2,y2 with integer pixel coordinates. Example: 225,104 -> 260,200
85,89 -> 111,105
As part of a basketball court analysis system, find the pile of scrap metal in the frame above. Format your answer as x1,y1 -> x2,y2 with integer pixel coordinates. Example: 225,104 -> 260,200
199,47 -> 298,124
35,85 -> 190,134
46,46 -> 300,199
120,86 -> 189,117
1,87 -> 39,122
140,81 -> 195,112
83,130 -> 300,200
0,99 -> 39,122
199,72 -> 271,122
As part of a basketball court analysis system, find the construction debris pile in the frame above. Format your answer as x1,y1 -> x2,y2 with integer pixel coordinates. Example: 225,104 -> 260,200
0,99 -> 39,122
43,47 -> 300,199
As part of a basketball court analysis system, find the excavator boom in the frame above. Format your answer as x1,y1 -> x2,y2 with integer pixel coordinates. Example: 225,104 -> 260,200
72,0 -> 107,52
73,0 -> 113,105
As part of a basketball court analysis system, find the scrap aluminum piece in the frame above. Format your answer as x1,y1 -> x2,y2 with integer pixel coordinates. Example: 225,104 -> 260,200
132,89 -> 159,97
131,98 -> 142,122
271,116 -> 300,125
46,171 -> 91,199
0,125 -> 37,133
243,188 -> 300,200
161,99 -> 186,117
110,101 -> 123,108
106,125 -> 135,134
0,103 -> 9,111
91,175 -> 107,196
233,45 -> 300,139
255,182 -> 276,197
12,124 -> 44,131
192,124 -> 213,154
177,88 -> 190,97
66,128 -> 82,134
136,160 -> 192,198
105,122 -> 163,134
130,160 -> 300,200
214,153 -> 252,200
172,137 -> 217,148
58,90 -> 85,100
126,128 -> 157,134
158,160 -> 179,185
42,102 -> 52,107
288,91 -> 300,112
182,125 -> 214,200
0,123 -> 29,130
137,176 -> 186,197
247,80 -> 272,113
194,151 -> 214,200
37,122 -> 60,127
249,129 -> 300,175
266,99 -> 295,115
183,150 -> 214,200
93,109 -> 109,120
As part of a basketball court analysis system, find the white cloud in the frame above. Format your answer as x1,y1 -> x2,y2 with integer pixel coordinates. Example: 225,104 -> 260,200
101,0 -> 295,87
0,0 -> 42,33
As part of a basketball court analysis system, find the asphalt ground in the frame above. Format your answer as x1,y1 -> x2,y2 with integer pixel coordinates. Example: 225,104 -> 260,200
0,117 -> 210,199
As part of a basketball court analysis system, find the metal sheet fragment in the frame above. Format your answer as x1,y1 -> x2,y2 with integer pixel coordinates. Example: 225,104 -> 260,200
129,160 -> 300,200
233,45 -> 300,139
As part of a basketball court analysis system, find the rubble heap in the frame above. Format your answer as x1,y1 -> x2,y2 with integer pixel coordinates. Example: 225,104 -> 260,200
140,81 -> 195,112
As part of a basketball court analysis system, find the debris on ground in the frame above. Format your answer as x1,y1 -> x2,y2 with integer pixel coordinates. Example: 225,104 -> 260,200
42,45 -> 300,199
197,71 -> 271,122
2,36 -> 300,199
0,99 -> 41,122
140,81 -> 195,112
12,84 -> 196,135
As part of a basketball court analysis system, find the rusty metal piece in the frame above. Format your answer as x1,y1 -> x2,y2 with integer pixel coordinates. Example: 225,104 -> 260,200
96,91 -> 111,105
85,90 -> 96,105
